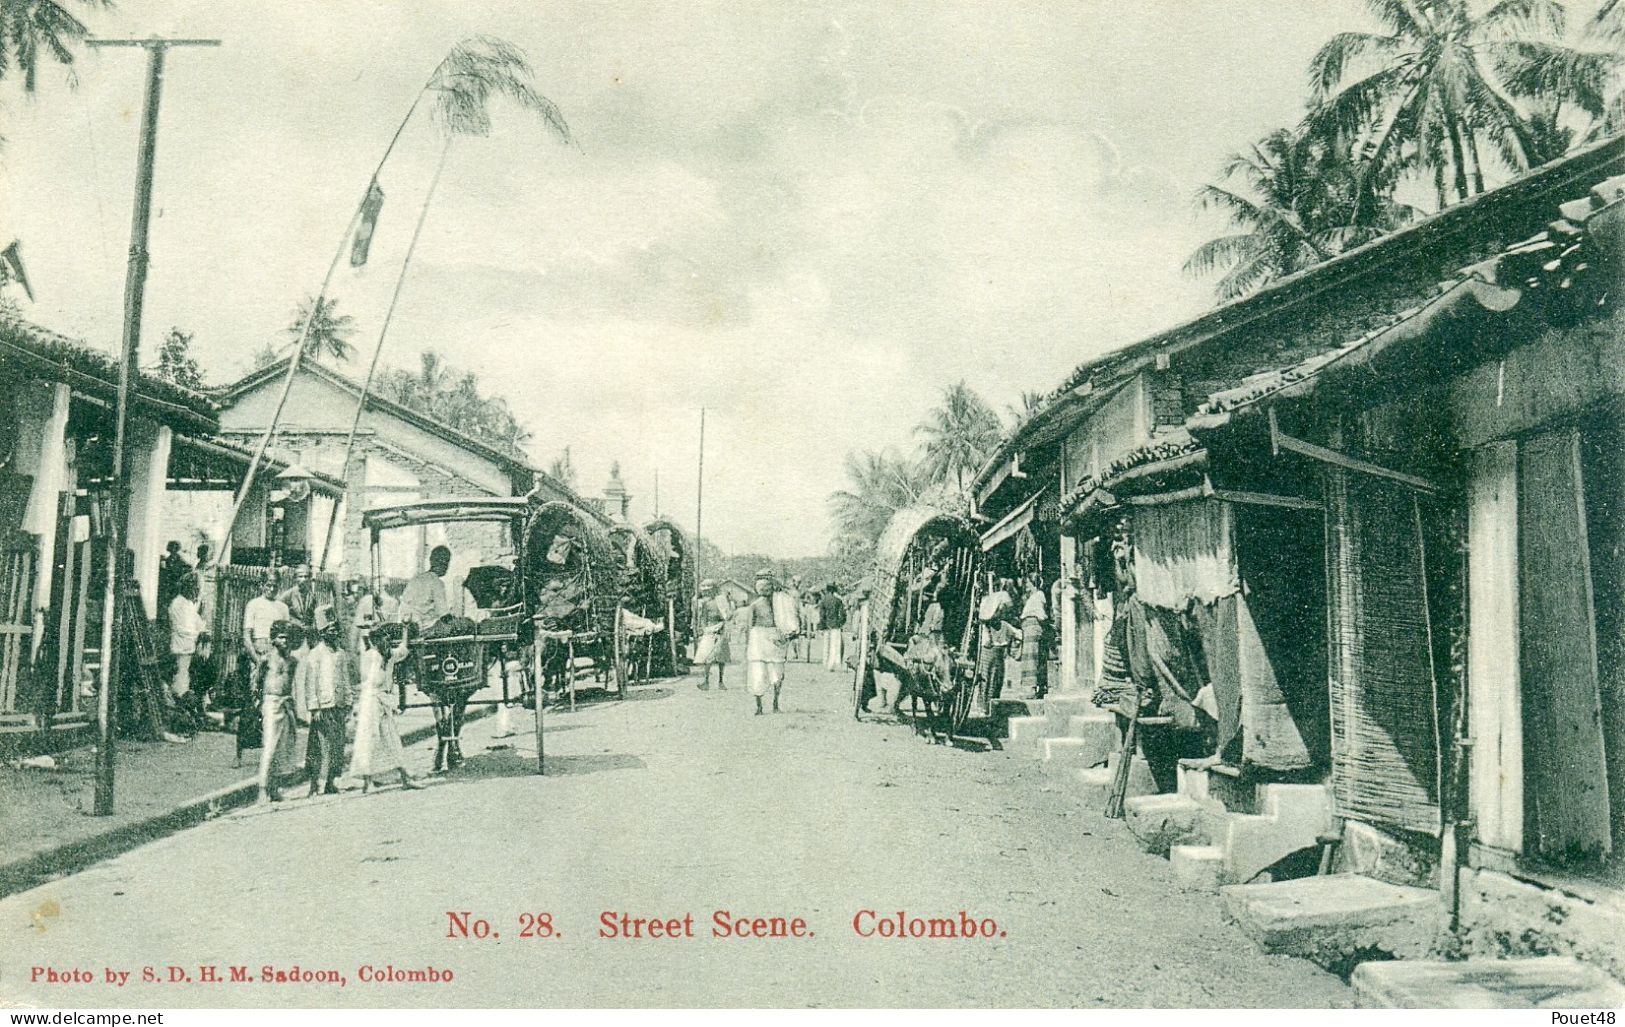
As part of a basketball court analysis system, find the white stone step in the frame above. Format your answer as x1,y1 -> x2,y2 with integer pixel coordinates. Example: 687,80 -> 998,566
1220,783 -> 1333,885
1170,844 -> 1224,890
1221,874 -> 1446,973
1005,715 -> 1051,755
1123,793 -> 1206,854
1075,752 -> 1156,809
1352,956 -> 1625,1009
1041,734 -> 1110,773
1040,694 -> 1099,731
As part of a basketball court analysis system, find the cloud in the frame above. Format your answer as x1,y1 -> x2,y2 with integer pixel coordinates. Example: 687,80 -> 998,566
0,0 -> 1359,555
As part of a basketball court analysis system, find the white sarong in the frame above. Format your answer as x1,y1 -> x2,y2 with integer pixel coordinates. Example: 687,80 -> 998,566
745,625 -> 787,696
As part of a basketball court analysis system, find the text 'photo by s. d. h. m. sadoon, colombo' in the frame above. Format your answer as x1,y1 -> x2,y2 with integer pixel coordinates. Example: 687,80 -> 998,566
1,0 -> 1624,1016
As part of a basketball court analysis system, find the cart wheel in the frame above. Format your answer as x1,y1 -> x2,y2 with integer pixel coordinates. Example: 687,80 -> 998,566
949,669 -> 974,735
613,615 -> 630,698
851,623 -> 871,720
666,600 -> 680,679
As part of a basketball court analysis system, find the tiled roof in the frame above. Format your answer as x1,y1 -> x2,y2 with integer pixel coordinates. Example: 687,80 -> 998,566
0,311 -> 219,433
1188,170 -> 1625,430
973,134 -> 1625,495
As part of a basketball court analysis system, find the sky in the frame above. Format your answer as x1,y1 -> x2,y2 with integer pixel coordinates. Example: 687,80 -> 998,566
0,0 -> 1378,556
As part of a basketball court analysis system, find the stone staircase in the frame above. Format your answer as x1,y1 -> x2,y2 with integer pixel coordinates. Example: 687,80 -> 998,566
1121,761 -> 1334,891
1000,694 -> 1112,759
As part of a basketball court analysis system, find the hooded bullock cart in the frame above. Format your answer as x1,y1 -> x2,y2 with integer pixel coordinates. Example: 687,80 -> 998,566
854,507 -> 985,742
362,497 -> 542,773
644,517 -> 696,677
609,521 -> 672,684
524,500 -> 638,705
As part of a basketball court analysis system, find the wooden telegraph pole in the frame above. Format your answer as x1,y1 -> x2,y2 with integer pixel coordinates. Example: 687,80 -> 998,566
693,409 -> 706,590
85,36 -> 220,816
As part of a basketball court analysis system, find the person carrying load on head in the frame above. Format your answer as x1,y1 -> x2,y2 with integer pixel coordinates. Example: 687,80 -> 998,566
745,570 -> 798,716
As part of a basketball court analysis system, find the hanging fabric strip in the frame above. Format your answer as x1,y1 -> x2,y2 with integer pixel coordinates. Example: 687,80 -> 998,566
1130,499 -> 1240,610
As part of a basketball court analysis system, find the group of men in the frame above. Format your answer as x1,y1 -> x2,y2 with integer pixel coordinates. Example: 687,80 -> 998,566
237,544 -> 461,801
239,582 -> 360,802
692,572 -> 854,714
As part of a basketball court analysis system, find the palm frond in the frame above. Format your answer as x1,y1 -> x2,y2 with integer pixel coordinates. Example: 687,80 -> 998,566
1182,233 -> 1258,279
428,35 -> 574,145
1309,31 -> 1406,101
1476,0 -> 1567,42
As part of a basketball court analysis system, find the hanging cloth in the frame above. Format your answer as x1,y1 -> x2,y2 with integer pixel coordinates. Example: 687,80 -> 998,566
1131,499 -> 1240,611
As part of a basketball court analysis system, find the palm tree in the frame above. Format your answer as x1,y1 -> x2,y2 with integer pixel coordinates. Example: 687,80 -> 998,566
1502,3 -> 1625,156
1006,390 -> 1047,431
1185,126 -> 1411,300
0,0 -> 112,92
828,449 -> 928,551
1307,0 -> 1601,210
547,447 -> 577,490
916,381 -> 1003,494
284,294 -> 356,363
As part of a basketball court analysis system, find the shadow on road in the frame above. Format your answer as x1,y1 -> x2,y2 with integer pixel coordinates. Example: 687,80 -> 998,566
451,748 -> 647,780
620,685 -> 676,703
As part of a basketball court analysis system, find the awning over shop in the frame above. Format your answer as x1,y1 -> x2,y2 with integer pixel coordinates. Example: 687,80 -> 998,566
167,434 -> 346,496
980,491 -> 1039,552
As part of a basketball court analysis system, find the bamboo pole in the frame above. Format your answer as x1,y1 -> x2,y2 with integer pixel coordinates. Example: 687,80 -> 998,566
316,138 -> 454,572
217,66 -> 443,561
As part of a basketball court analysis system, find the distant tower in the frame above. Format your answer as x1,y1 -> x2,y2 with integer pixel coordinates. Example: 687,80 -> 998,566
603,462 -> 632,523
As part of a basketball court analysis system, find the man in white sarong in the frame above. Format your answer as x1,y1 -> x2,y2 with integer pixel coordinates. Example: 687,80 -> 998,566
693,579 -> 733,690
744,571 -> 798,715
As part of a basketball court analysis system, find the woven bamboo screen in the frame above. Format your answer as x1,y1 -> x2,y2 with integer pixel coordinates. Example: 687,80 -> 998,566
1324,469 -> 1442,836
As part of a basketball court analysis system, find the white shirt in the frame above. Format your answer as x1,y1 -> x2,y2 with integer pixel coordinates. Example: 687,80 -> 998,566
299,642 -> 346,712
400,571 -> 448,625
168,595 -> 204,655
243,596 -> 290,654
1021,590 -> 1048,622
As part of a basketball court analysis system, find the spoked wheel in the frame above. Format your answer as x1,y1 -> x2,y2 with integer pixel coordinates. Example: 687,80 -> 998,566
851,610 -> 871,720
949,669 -> 975,735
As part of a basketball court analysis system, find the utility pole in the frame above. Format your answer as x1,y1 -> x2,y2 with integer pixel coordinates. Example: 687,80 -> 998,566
694,409 -> 706,590
85,36 -> 220,816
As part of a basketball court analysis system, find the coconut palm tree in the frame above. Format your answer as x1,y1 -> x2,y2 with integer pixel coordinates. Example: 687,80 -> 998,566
1185,126 -> 1413,300
828,449 -> 928,551
0,0 -> 112,92
547,447 -> 577,490
1307,0 -> 1602,211
1006,390 -> 1047,432
1501,2 -> 1625,156
916,381 -> 1004,494
284,294 -> 356,363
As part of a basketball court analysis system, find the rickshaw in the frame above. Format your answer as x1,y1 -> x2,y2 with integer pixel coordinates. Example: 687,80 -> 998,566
361,497 -> 544,774
523,500 -> 635,705
643,517 -> 695,677
853,507 -> 985,742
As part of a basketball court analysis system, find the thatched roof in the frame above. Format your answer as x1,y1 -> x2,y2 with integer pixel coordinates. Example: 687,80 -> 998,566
611,523 -> 669,606
646,517 -> 696,593
972,134 -> 1625,500
1,311 -> 218,434
524,500 -> 622,580
868,506 -> 979,639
